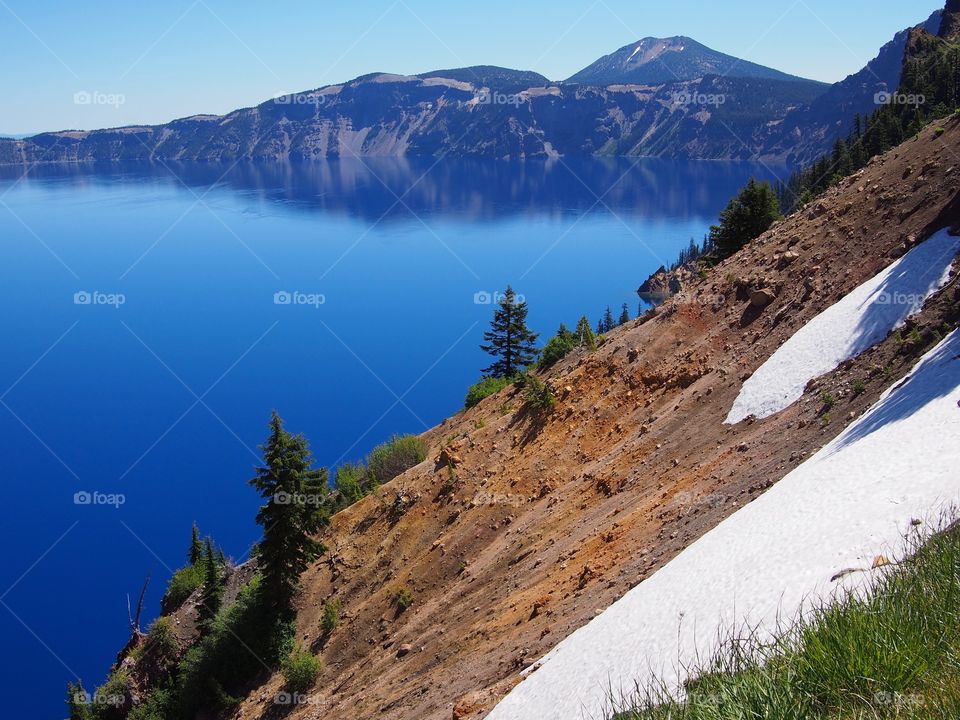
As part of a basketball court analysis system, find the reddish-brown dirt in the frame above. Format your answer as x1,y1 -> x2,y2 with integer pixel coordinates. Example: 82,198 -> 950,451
150,115 -> 960,720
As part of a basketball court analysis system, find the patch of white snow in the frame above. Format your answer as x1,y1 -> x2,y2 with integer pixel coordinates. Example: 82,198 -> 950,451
726,228 -> 959,424
488,329 -> 960,720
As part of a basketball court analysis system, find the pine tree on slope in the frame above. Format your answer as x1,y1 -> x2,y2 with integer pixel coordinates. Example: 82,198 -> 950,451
480,286 -> 539,378
249,411 -> 330,617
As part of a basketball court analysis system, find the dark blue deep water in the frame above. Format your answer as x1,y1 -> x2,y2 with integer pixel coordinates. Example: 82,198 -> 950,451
0,157 -> 785,717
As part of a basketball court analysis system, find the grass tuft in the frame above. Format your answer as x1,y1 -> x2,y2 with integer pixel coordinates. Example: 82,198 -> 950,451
612,519 -> 960,719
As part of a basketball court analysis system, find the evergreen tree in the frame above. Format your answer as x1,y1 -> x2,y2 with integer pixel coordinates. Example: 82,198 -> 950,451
602,306 -> 615,333
480,286 -> 539,378
188,522 -> 202,566
250,412 -> 330,617
198,538 -> 224,630
65,681 -> 92,720
575,316 -> 595,350
709,178 -> 781,259
618,303 -> 630,326
831,138 -> 853,178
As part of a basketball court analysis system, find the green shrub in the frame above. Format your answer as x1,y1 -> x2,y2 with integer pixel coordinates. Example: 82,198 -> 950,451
820,391 -> 835,410
321,599 -> 342,634
143,616 -> 179,667
524,375 -> 555,415
334,462 -> 374,508
367,434 -> 426,486
394,587 -> 414,611
281,646 -> 321,693
166,575 -> 294,717
539,325 -> 577,369
852,380 -> 866,396
91,670 -> 130,720
465,376 -> 512,409
162,563 -> 204,610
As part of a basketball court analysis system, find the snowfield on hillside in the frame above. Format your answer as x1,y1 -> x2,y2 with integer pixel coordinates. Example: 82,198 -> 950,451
726,228 -> 959,424
488,329 -> 960,720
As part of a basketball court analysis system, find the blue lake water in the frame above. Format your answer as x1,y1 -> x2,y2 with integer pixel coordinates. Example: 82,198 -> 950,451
0,157 -> 786,716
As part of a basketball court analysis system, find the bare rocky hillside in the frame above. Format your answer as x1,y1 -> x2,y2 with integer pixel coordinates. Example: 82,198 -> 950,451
171,115 -> 960,720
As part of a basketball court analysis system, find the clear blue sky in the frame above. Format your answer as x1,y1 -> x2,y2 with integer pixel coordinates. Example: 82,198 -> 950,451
0,0 -> 943,135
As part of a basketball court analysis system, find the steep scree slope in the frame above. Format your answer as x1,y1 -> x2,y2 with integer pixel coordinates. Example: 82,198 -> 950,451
169,116 -> 960,720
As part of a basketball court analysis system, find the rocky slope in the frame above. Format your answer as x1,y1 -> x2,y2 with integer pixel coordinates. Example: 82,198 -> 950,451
113,113 -> 960,720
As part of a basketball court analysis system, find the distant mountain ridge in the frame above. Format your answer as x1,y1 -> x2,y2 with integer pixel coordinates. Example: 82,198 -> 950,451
0,18 -> 938,165
566,36 -> 818,86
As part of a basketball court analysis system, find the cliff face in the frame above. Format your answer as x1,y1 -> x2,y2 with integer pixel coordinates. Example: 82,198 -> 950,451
2,16 -> 944,166
942,0 -> 960,39
116,116 -> 958,720
762,10 -> 943,166
0,74 -> 824,165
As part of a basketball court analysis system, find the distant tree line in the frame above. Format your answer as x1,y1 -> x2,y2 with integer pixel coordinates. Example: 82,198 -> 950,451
777,29 -> 960,214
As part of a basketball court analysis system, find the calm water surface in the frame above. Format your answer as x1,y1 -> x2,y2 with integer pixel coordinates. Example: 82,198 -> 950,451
0,157 -> 788,715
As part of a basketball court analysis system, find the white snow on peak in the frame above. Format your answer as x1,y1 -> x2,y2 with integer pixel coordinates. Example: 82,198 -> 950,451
628,43 -> 644,61
489,329 -> 960,720
726,228 -> 960,424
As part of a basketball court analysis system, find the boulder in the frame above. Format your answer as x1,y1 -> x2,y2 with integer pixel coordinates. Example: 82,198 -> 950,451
750,288 -> 777,308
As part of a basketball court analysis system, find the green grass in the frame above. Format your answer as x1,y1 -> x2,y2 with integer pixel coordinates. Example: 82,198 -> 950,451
465,375 -> 513,409
612,522 -> 960,719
